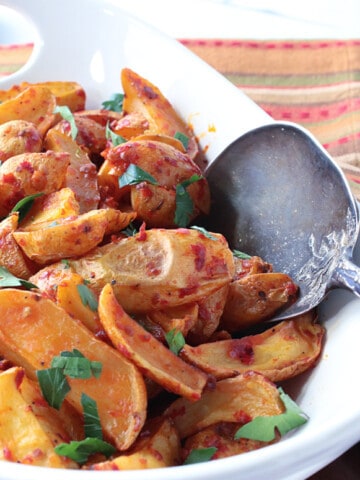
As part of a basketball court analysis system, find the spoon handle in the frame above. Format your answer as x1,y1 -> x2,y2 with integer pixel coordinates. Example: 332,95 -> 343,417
332,257 -> 360,296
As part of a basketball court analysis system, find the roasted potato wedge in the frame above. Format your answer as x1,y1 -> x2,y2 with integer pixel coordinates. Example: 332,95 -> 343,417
121,68 -> 198,160
182,312 -> 325,381
21,188 -> 80,228
0,120 -> 42,163
89,418 -> 181,470
14,209 -> 111,264
70,228 -> 235,313
0,213 -> 35,279
98,284 -> 208,400
44,129 -> 100,213
221,272 -> 299,331
0,86 -> 56,136
147,303 -> 199,337
0,150 -> 70,217
0,367 -> 78,468
165,372 -> 284,439
0,81 -> 85,112
0,288 -> 147,451
183,422 -> 272,461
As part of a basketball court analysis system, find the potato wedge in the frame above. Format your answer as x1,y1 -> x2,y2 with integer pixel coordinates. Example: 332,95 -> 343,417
0,367 -> 78,468
182,312 -> 325,381
0,86 -> 56,136
111,112 -> 149,139
187,285 -> 229,345
0,288 -> 147,451
183,422 -> 271,460
0,120 -> 42,163
54,116 -> 107,155
44,129 -> 100,213
56,271 -> 101,332
221,272 -> 299,331
165,372 -> 284,439
0,150 -> 70,217
70,228 -> 235,313
98,284 -> 208,400
121,68 -> 198,160
13,209 -> 111,264
0,81 -> 85,112
89,418 -> 181,470
0,213 -> 35,279
147,303 -> 199,337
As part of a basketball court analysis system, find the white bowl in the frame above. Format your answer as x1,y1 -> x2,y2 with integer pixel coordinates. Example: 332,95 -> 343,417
0,1 -> 360,479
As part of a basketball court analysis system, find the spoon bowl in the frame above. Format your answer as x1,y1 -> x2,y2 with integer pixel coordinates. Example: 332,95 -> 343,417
204,122 -> 360,320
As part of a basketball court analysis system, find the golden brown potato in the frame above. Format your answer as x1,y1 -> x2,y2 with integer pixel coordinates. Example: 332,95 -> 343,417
221,272 -> 299,331
89,418 -> 181,470
165,372 -> 284,439
44,129 -> 100,213
111,112 -> 149,140
0,367 -> 78,468
20,188 -> 80,228
182,311 -> 325,381
183,422 -> 272,461
0,213 -> 35,279
13,209 -> 122,264
54,115 -> 107,155
56,271 -> 102,332
69,228 -> 235,313
98,139 -> 210,226
98,283 -> 208,400
147,303 -> 199,337
0,288 -> 147,451
121,68 -> 198,161
0,150 -> 70,217
0,120 -> 42,163
0,86 -> 56,136
0,81 -> 85,112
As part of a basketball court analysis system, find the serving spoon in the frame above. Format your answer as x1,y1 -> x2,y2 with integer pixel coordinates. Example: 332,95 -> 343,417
203,122 -> 360,321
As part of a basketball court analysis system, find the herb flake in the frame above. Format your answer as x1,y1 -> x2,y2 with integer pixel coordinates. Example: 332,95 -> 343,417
54,105 -> 78,140
119,164 -> 158,188
101,93 -> 124,112
174,131 -> 189,150
54,437 -> 116,464
76,284 -> 98,312
0,266 -> 37,290
105,122 -> 127,146
36,367 -> 70,410
82,393 -> 103,440
165,329 -> 185,356
234,388 -> 308,442
183,447 -> 217,465
10,192 -> 43,223
174,174 -> 202,227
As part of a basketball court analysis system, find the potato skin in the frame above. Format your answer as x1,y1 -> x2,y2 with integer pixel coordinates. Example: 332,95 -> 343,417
0,120 -> 42,163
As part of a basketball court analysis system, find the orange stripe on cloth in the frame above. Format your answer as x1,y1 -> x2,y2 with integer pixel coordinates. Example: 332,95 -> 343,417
0,43 -> 33,77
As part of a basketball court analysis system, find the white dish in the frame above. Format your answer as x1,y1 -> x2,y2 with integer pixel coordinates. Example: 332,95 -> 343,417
0,0 -> 360,479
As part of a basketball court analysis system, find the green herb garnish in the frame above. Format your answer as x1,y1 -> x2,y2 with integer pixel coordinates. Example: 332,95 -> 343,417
0,266 -> 37,290
36,367 -> 70,410
118,164 -> 158,188
105,122 -> 127,146
174,131 -> 189,150
121,222 -> 138,237
183,447 -> 217,465
174,174 -> 202,227
54,437 -> 116,465
165,329 -> 185,356
234,388 -> 308,442
51,349 -> 102,379
101,93 -> 124,112
10,192 -> 43,223
232,249 -> 252,260
61,259 -> 71,269
54,105 -> 78,140
82,393 -> 103,440
76,284 -> 98,312
191,226 -> 218,241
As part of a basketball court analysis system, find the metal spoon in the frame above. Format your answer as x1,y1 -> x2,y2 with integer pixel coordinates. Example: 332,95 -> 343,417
204,121 -> 360,320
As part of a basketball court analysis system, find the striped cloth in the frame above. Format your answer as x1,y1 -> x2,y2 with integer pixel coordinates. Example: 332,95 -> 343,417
1,40 -> 360,199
